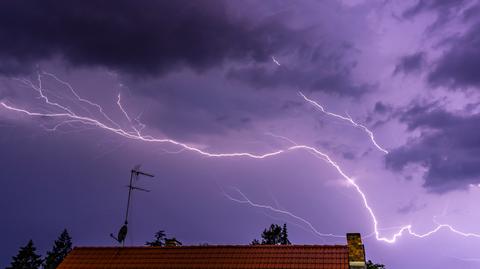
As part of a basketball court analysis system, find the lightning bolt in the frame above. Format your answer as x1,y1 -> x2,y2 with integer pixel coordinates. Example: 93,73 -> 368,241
117,93 -> 132,123
271,56 -> 281,66
1,73 -> 479,244
41,72 -> 123,129
223,187 -> 345,239
299,92 -> 389,154
223,186 -> 480,244
269,53 -> 386,154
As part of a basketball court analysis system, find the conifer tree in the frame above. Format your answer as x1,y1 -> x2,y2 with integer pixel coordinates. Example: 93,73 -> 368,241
43,229 -> 72,269
280,223 -> 291,245
7,240 -> 43,269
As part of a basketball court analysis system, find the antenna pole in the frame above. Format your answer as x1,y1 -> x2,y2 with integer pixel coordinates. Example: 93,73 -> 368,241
124,170 -> 134,223
112,166 -> 154,245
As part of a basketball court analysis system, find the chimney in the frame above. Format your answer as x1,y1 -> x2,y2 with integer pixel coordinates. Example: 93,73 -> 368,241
347,233 -> 366,269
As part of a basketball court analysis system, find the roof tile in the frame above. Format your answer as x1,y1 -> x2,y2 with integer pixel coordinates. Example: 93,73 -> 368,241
59,245 -> 349,269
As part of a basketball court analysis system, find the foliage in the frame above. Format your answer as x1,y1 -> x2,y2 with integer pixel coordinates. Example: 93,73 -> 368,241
146,230 -> 167,246
280,223 -> 291,245
251,223 -> 291,245
146,230 -> 182,246
44,229 -> 72,269
250,239 -> 260,245
366,260 -> 386,269
7,240 -> 43,269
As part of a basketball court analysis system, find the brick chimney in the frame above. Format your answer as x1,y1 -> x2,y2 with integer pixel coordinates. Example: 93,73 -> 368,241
347,233 -> 366,269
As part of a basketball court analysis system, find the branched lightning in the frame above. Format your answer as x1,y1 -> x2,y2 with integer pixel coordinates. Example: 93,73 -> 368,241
1,73 -> 479,244
42,72 -> 123,129
299,92 -> 389,154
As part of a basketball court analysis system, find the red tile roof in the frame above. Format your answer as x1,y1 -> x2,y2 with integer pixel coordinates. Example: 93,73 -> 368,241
58,245 -> 349,269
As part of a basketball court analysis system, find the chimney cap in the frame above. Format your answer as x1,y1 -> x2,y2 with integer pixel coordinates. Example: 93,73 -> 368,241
346,233 -> 362,238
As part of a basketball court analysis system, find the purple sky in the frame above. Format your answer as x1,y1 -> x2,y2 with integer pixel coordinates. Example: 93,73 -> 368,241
1,1 -> 480,268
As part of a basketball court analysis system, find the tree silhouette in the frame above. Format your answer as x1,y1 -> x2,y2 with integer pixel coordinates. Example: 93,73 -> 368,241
366,260 -> 386,269
251,223 -> 291,245
280,223 -> 291,245
261,224 -> 282,245
146,230 -> 182,247
7,240 -> 43,269
250,239 -> 260,245
146,230 -> 167,246
44,229 -> 72,269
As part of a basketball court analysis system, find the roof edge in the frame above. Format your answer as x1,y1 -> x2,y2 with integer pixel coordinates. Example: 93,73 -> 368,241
72,244 -> 348,249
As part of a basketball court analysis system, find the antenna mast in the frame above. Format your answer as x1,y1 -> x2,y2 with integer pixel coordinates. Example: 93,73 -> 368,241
111,165 -> 154,245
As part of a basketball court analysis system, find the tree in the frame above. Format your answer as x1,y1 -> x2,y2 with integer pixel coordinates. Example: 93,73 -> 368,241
280,223 -> 291,245
250,239 -> 260,245
366,260 -> 385,269
44,229 -> 72,269
146,230 -> 182,247
261,224 -> 282,245
146,230 -> 167,247
7,240 -> 43,269
251,223 -> 291,245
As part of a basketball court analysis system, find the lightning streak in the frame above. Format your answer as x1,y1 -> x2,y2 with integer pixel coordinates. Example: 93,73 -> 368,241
1,74 -> 479,244
299,92 -> 389,154
271,56 -> 281,66
223,187 -> 345,238
42,72 -> 122,129
117,93 -> 132,123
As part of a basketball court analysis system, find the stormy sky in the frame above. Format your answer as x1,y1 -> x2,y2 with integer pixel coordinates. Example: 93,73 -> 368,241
1,1 -> 480,268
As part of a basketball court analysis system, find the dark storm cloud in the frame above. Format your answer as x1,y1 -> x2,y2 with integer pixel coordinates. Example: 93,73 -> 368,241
402,0 -> 469,18
428,22 -> 480,89
0,0 -> 294,75
402,0 -> 469,30
393,52 -> 426,75
227,66 -> 371,97
226,44 -> 372,97
386,103 -> 480,193
374,102 -> 392,115
399,1 -> 480,90
463,3 -> 480,22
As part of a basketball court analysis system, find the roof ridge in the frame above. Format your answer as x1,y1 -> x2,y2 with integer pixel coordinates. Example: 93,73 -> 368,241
73,244 -> 348,249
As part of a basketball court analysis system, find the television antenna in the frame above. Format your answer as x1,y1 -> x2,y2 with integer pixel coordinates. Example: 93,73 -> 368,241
111,165 -> 154,245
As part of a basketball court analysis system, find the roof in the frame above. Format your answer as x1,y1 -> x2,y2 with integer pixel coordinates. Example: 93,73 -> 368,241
58,245 -> 349,269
